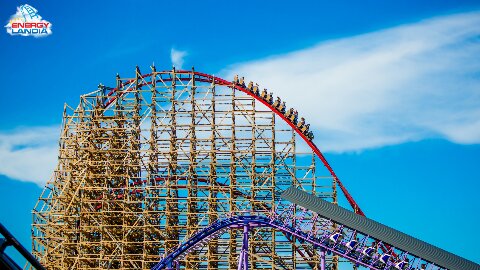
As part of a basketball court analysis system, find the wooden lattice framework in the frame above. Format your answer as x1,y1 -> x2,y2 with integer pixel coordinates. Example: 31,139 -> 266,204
31,67 -> 340,270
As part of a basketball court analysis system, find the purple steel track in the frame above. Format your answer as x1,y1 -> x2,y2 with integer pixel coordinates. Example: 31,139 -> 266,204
151,209 -> 429,270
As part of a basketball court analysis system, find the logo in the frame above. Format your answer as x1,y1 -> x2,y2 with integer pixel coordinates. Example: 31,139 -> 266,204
5,4 -> 52,37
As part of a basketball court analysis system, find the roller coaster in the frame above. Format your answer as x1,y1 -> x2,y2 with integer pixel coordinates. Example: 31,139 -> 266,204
29,67 -> 478,270
151,188 -> 480,270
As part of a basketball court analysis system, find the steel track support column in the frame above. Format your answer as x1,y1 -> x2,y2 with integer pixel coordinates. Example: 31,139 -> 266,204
320,249 -> 326,270
238,224 -> 250,270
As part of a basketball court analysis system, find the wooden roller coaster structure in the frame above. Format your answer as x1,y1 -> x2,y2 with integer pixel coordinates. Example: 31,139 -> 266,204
31,67 -> 364,270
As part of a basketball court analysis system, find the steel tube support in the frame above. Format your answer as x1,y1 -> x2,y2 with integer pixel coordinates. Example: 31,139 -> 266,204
237,225 -> 249,270
237,254 -> 243,270
320,249 -> 326,270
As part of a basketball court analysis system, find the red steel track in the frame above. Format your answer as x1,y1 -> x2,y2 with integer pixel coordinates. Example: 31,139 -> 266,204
103,69 -> 365,217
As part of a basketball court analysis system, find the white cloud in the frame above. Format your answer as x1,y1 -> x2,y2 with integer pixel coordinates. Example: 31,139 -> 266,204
170,48 -> 188,69
222,11 -> 480,152
0,126 -> 59,186
3,11 -> 480,186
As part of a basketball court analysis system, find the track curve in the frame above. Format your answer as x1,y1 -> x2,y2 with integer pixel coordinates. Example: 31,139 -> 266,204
103,69 -> 364,216
151,214 -> 400,270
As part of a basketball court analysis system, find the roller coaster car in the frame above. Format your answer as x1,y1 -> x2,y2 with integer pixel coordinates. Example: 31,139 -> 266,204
300,124 -> 310,134
360,246 -> 375,263
297,117 -> 305,129
273,98 -> 280,108
380,254 -> 392,263
253,84 -> 259,95
285,108 -> 293,118
392,260 -> 409,270
335,239 -> 360,258
324,232 -> 342,247
267,93 -> 274,104
288,112 -> 296,123
260,89 -> 268,99
279,102 -> 286,114
239,76 -> 245,86
344,239 -> 358,252
307,131 -> 314,140
247,81 -> 253,90
290,115 -> 296,123
374,253 -> 392,268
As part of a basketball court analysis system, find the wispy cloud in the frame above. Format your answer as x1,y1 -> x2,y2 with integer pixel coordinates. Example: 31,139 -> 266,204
0,126 -> 59,186
170,47 -> 187,69
222,11 -> 480,152
2,11 -> 480,186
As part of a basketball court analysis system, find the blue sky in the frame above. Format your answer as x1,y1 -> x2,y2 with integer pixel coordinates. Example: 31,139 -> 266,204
1,0 -> 479,266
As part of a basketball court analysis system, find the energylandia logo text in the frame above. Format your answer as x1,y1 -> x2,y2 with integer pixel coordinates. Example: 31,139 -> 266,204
5,4 -> 52,37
